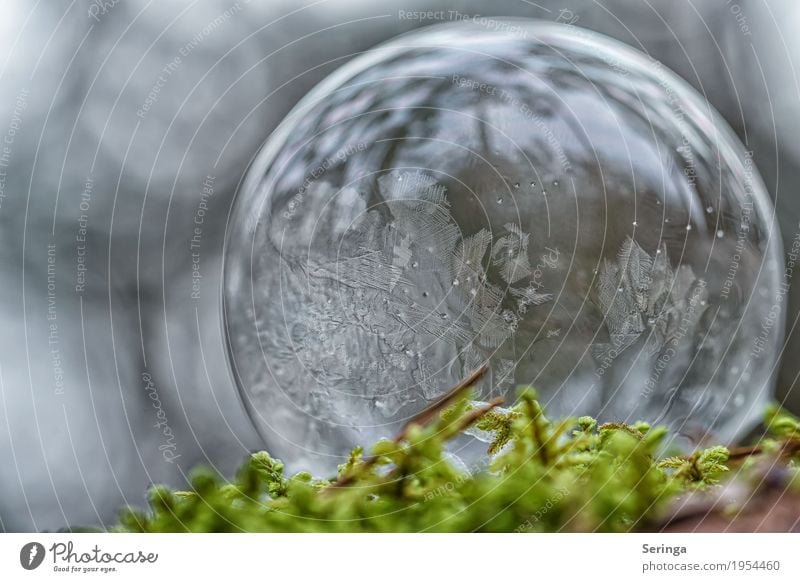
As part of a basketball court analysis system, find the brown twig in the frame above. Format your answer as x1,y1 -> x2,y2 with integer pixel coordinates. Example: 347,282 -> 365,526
395,363 -> 490,439
726,438 -> 800,461
385,397 -> 505,499
666,437 -> 800,465
325,364 -> 491,492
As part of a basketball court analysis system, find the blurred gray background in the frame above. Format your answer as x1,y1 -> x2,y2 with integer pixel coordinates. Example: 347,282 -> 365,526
0,0 -> 798,531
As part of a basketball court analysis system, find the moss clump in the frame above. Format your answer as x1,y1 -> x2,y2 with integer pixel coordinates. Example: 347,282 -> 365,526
116,385 -> 800,533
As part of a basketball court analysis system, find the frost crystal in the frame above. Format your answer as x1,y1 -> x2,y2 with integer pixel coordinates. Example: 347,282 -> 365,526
593,237 -> 708,362
255,170 -> 550,432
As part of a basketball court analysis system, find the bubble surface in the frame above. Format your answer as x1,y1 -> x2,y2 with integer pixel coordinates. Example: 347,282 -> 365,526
223,21 -> 783,473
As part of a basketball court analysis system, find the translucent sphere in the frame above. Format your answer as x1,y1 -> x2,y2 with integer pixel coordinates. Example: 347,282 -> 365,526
223,20 -> 783,474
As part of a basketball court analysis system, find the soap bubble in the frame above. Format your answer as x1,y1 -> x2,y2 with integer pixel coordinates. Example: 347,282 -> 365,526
223,20 -> 783,473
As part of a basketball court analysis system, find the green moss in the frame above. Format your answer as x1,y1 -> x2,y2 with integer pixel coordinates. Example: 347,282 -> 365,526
116,389 -> 800,533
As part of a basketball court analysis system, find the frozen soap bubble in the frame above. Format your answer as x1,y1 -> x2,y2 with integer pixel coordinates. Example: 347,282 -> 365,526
223,20 -> 783,474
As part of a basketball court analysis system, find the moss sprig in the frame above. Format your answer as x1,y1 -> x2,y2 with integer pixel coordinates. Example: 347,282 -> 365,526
115,376 -> 800,533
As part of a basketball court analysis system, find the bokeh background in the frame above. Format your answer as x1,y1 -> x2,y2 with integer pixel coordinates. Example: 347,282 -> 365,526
0,0 -> 798,532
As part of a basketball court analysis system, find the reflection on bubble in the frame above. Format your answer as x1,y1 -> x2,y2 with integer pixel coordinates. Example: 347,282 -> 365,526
223,20 -> 783,474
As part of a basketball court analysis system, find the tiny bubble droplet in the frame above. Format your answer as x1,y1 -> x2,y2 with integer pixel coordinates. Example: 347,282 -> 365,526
716,230 -> 724,238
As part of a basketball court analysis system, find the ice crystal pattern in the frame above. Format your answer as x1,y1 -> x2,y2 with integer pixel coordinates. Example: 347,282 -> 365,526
271,171 -> 547,422
593,237 -> 708,364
